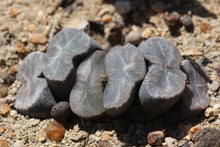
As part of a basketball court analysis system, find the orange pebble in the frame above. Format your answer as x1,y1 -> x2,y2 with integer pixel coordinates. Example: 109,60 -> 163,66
0,103 -> 10,115
46,120 -> 65,142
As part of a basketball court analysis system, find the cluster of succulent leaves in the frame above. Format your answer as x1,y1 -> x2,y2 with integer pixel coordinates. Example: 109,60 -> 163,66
15,28 -> 210,122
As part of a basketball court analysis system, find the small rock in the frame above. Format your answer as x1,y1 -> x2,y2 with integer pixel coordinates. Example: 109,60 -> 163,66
37,132 -> 47,143
204,107 -> 217,117
46,120 -> 65,142
63,19 -> 89,33
16,43 -> 26,53
179,141 -> 190,147
0,103 -> 10,115
0,126 -> 5,135
51,101 -> 71,123
101,132 -> 110,141
13,140 -> 23,147
29,33 -> 47,45
115,1 -> 131,14
102,15 -> 112,23
194,128 -> 220,147
9,8 -> 20,16
151,1 -> 165,13
28,24 -> 36,32
0,84 -> 8,97
165,137 -> 177,147
147,130 -> 165,146
70,130 -> 88,141
10,110 -> 18,118
189,124 -> 201,140
125,31 -> 142,45
165,14 -> 181,31
0,139 -> 8,147
199,22 -> 211,33
181,15 -> 194,32
208,81 -> 219,91
141,28 -> 152,39
213,103 -> 220,112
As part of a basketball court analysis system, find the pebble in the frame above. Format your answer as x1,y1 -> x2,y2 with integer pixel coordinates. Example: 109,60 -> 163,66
9,8 -> 20,16
70,130 -> 88,141
0,84 -> 8,97
189,124 -> 201,140
10,109 -> 18,118
181,15 -> 193,31
102,15 -> 112,23
115,1 -> 131,14
101,132 -> 110,141
16,43 -> 26,53
13,140 -> 23,147
63,19 -> 89,32
194,128 -> 220,147
0,126 -> 5,135
141,28 -> 152,39
213,103 -> 220,112
46,120 -> 65,142
51,101 -> 71,123
125,31 -> 142,45
208,81 -> 219,91
0,103 -> 10,115
147,130 -> 165,146
217,67 -> 220,77
204,107 -> 217,117
29,33 -> 47,45
0,139 -> 8,147
199,22 -> 211,33
36,132 -> 47,142
165,137 -> 177,147
165,14 -> 181,30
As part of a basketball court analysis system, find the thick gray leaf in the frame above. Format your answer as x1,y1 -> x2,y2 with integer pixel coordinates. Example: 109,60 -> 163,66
138,37 -> 186,120
43,28 -> 101,100
104,43 -> 146,116
70,51 -> 106,119
161,59 -> 210,122
15,51 -> 56,118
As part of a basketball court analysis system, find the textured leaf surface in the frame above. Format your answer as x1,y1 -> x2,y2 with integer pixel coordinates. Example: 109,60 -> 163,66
43,28 -> 101,100
138,37 -> 186,120
161,59 -> 210,122
15,51 -> 56,118
70,51 -> 106,119
104,43 -> 146,116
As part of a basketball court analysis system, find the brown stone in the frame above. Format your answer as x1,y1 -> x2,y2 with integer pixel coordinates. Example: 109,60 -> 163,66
16,43 -> 26,53
46,120 -> 65,142
0,139 -> 8,147
0,126 -> 5,135
147,130 -> 165,146
200,22 -> 211,33
29,33 -> 47,45
189,124 -> 201,140
0,103 -> 10,115
0,84 -> 8,97
9,8 -> 20,16
101,132 -> 110,141
102,15 -> 112,23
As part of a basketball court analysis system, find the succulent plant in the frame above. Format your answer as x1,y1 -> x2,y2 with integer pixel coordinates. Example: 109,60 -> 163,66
138,37 -> 186,120
104,43 -> 146,116
15,51 -> 56,118
14,29 -> 210,122
70,50 -> 106,119
42,28 -> 102,101
160,59 -> 210,121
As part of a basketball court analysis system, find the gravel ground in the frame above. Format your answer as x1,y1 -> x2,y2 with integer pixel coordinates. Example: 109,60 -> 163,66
0,0 -> 220,146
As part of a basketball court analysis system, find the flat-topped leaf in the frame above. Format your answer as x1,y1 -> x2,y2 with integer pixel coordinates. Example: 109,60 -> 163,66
161,59 -> 210,122
138,37 -> 186,120
15,51 -> 56,118
43,28 -> 101,100
70,51 -> 106,119
104,43 -> 146,116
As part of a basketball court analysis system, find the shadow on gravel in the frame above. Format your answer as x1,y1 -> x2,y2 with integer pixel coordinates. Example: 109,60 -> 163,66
63,112 -> 206,146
